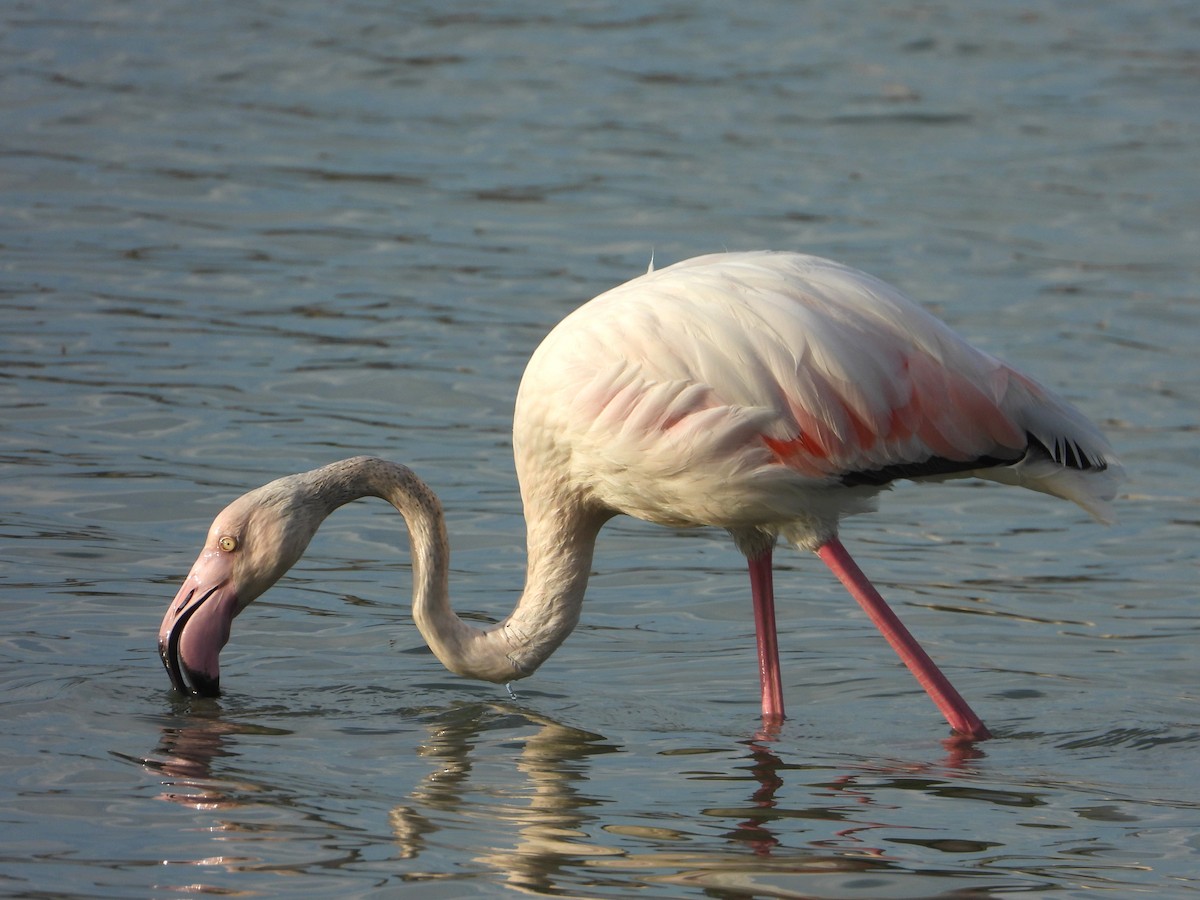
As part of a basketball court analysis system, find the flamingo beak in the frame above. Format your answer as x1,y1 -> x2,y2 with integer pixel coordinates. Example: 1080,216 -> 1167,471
158,550 -> 238,697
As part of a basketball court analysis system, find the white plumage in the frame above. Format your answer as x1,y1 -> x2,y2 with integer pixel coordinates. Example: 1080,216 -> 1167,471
517,251 -> 1118,542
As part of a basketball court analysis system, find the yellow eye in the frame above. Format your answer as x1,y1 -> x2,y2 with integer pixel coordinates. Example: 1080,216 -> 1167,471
218,535 -> 238,552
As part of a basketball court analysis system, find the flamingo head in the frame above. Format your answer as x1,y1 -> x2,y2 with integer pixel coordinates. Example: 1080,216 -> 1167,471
158,474 -> 327,696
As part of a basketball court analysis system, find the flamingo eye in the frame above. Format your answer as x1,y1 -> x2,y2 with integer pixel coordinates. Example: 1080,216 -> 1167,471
218,535 -> 238,552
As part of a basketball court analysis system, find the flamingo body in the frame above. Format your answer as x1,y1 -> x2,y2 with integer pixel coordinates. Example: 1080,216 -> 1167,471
160,251 -> 1121,739
516,252 -> 1115,542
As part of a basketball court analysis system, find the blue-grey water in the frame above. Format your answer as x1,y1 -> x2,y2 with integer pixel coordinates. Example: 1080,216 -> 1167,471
3,1 -> 1197,896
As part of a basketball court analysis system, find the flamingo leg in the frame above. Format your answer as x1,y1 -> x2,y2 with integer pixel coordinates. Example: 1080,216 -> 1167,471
815,537 -> 991,741
747,549 -> 786,722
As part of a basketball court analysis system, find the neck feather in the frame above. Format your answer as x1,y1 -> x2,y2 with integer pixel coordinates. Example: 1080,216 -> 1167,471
316,456 -> 602,684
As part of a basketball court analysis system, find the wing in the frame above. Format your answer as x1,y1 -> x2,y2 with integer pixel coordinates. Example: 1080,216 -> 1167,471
516,252 -> 1120,530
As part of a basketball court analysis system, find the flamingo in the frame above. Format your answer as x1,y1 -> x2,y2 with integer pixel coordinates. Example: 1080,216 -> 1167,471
159,251 -> 1121,739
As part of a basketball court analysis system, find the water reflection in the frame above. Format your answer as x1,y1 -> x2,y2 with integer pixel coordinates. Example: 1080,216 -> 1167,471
140,703 -> 283,811
391,704 -> 622,892
141,701 -> 1021,894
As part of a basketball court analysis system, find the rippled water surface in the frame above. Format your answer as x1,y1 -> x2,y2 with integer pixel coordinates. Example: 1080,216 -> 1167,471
3,1 -> 1198,896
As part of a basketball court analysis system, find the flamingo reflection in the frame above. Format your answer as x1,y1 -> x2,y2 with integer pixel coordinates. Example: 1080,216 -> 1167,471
140,702 -> 993,892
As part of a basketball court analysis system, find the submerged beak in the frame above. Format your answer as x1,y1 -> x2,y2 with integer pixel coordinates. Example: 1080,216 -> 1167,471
158,550 -> 238,697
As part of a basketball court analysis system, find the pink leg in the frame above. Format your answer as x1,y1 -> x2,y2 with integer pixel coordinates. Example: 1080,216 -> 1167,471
748,549 -> 785,722
816,537 -> 991,741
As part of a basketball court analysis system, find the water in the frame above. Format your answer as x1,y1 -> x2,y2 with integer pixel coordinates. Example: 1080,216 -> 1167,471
2,1 -> 1198,896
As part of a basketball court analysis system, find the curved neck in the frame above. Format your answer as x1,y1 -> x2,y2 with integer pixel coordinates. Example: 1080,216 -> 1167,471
324,457 -> 604,683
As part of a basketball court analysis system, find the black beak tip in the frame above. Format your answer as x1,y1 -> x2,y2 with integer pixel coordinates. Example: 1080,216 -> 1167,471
183,667 -> 221,698
159,638 -> 220,698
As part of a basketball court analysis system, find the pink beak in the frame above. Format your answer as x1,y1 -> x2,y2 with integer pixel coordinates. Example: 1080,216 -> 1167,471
158,550 -> 238,697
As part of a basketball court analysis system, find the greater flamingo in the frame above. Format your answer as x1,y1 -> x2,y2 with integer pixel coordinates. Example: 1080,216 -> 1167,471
159,252 -> 1121,739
